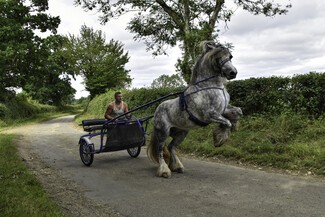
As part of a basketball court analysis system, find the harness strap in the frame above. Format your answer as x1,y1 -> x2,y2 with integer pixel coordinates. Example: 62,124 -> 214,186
188,110 -> 210,127
195,75 -> 216,85
179,75 -> 227,127
179,92 -> 209,127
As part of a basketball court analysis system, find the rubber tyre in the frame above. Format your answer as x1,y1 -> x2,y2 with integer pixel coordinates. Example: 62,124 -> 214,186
79,140 -> 94,166
127,146 -> 141,158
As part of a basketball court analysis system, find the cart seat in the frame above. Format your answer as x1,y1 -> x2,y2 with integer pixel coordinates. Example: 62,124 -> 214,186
81,119 -> 107,132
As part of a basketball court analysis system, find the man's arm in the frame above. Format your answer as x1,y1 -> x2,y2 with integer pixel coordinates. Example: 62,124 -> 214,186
104,103 -> 114,120
124,102 -> 131,119
124,102 -> 129,112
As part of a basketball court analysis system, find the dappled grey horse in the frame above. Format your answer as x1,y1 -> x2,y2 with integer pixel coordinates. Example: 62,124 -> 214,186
147,41 -> 242,178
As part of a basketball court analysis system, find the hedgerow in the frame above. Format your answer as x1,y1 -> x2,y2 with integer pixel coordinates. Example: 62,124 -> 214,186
227,72 -> 325,117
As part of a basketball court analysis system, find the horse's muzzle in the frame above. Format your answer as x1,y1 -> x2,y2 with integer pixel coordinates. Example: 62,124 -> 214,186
227,70 -> 237,79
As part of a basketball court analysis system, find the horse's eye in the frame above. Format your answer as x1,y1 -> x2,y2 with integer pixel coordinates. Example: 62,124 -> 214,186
229,55 -> 233,60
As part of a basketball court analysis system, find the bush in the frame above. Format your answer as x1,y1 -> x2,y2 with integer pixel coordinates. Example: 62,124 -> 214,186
227,76 -> 291,115
0,95 -> 58,125
0,103 -> 9,118
290,72 -> 325,117
228,72 -> 325,117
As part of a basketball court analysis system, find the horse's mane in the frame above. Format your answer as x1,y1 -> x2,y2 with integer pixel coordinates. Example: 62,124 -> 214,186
189,53 -> 204,84
189,41 -> 224,84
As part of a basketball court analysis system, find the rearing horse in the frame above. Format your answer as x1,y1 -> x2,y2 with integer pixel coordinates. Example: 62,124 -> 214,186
147,41 -> 242,178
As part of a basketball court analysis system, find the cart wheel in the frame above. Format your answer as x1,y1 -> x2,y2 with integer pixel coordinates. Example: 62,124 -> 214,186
79,140 -> 94,166
127,146 -> 141,158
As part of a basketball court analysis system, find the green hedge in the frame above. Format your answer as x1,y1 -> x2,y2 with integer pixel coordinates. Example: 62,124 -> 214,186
123,87 -> 183,116
0,93 -> 62,127
83,87 -> 183,119
0,97 -> 56,118
227,72 -> 325,117
289,73 -> 325,116
84,72 -> 324,120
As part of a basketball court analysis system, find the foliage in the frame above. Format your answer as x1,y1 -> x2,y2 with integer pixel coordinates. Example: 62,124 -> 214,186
74,96 -> 91,110
151,73 -> 186,89
75,0 -> 291,82
79,90 -> 115,120
76,86 -> 184,124
0,134 -> 65,217
0,93 -> 64,128
227,72 -> 325,117
227,76 -> 291,115
289,72 -> 325,117
124,86 -> 183,116
80,72 -> 325,119
65,25 -> 131,99
23,35 -> 76,105
0,0 -> 60,100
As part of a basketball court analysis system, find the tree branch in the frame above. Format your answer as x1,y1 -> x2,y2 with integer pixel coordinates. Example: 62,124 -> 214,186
209,0 -> 224,30
155,0 -> 184,31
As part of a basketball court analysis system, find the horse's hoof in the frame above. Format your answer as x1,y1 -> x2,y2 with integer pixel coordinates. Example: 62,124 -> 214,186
171,168 -> 184,173
162,172 -> 171,178
156,170 -> 171,178
156,171 -> 171,178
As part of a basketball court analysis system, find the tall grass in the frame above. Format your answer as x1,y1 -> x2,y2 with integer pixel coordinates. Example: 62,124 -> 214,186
0,95 -> 81,128
182,113 -> 325,175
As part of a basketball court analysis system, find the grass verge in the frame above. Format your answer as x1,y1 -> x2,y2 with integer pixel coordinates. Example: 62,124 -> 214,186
0,134 -> 66,217
181,113 -> 325,176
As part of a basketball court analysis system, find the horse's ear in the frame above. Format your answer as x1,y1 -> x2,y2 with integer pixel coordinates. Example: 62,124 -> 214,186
202,41 -> 216,52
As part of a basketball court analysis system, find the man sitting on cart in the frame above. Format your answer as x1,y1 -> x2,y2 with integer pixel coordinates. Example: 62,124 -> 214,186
104,91 -> 130,120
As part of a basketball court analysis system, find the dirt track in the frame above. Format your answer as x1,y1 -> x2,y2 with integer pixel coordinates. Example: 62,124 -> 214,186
6,115 -> 325,217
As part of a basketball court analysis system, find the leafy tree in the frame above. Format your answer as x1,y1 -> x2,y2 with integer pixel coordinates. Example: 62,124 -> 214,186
66,25 -> 131,98
24,35 -> 76,105
0,0 -> 60,101
75,0 -> 291,82
151,73 -> 186,89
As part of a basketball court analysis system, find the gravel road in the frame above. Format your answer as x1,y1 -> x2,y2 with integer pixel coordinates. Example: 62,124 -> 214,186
6,115 -> 325,217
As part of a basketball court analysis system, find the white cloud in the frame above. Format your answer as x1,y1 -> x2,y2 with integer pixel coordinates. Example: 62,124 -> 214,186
219,0 -> 325,80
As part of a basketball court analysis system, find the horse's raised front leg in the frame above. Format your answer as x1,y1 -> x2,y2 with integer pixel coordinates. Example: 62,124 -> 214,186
209,111 -> 232,128
212,105 -> 243,147
223,105 -> 243,131
168,128 -> 188,173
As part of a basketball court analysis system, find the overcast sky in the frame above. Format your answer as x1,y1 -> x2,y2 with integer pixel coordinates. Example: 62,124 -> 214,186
47,0 -> 325,99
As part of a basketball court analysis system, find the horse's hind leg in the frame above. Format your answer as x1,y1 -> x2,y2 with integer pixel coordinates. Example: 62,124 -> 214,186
154,128 -> 172,178
168,128 -> 188,173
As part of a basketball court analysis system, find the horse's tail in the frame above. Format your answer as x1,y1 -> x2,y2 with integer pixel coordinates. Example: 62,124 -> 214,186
147,128 -> 169,164
147,128 -> 159,164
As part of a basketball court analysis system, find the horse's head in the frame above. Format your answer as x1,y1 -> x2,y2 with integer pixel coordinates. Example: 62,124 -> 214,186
201,41 -> 237,80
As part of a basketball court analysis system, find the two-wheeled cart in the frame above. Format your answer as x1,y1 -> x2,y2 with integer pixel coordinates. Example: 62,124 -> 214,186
78,92 -> 181,166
